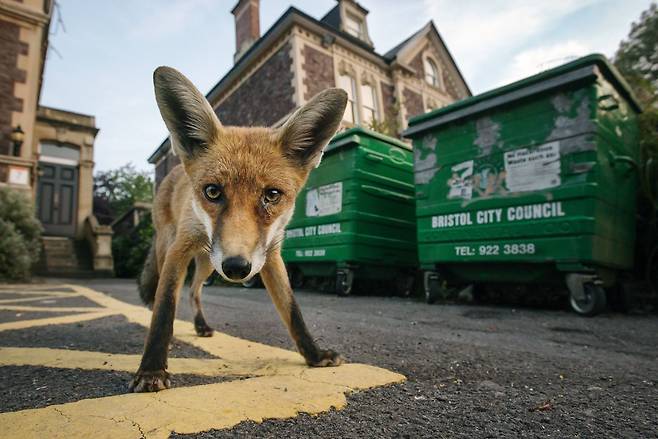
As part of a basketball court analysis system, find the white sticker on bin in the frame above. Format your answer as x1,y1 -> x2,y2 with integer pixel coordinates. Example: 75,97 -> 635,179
306,182 -> 342,217
504,141 -> 561,193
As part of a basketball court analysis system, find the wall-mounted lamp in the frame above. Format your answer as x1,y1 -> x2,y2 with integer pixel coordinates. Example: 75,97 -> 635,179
9,125 -> 25,157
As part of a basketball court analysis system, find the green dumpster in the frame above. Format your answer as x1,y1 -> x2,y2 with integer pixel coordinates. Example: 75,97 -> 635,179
403,54 -> 642,315
281,127 -> 417,296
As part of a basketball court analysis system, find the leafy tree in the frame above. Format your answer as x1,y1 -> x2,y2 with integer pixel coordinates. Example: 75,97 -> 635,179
614,2 -> 658,142
614,2 -> 658,294
0,187 -> 42,280
112,211 -> 154,278
614,2 -> 658,199
615,2 -> 658,103
93,163 -> 154,224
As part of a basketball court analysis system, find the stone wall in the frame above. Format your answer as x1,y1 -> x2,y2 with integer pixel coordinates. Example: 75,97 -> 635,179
403,87 -> 423,121
302,44 -> 335,100
0,18 -> 28,155
380,82 -> 396,121
216,43 -> 295,127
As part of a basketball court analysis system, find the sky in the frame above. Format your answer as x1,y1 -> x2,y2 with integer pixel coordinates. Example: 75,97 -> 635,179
40,0 -> 653,173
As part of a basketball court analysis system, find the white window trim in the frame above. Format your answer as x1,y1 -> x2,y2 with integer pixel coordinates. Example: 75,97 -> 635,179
422,54 -> 442,90
359,79 -> 379,126
39,156 -> 79,166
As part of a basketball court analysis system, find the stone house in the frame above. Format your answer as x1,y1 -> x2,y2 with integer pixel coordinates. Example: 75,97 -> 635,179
0,0 -> 112,275
148,0 -> 471,186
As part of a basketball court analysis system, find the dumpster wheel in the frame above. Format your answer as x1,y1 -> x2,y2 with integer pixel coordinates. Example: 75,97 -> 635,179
424,271 -> 445,304
336,269 -> 354,297
288,266 -> 304,290
647,245 -> 658,297
569,282 -> 607,316
395,274 -> 415,298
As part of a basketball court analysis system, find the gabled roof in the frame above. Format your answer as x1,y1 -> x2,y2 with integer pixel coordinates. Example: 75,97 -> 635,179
383,26 -> 424,61
148,5 -> 471,164
384,21 -> 471,96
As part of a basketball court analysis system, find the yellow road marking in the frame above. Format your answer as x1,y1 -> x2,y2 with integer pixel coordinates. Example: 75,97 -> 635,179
0,284 -> 405,437
0,310 -> 119,332
0,305 -> 103,313
0,347 -> 240,377
0,293 -> 82,304
0,289 -> 76,296
0,366 -> 402,439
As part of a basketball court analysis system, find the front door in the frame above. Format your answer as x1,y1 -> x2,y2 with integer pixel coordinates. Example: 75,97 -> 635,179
37,162 -> 79,237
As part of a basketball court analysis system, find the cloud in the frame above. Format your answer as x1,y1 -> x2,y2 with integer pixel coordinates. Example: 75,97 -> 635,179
498,40 -> 591,86
420,0 -> 599,90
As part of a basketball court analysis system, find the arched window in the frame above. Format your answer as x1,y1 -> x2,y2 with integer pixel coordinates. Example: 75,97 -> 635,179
338,74 -> 358,124
424,58 -> 440,88
360,82 -> 378,125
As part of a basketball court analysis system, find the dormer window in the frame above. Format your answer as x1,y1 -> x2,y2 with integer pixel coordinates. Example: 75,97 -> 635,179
345,13 -> 364,39
424,58 -> 440,88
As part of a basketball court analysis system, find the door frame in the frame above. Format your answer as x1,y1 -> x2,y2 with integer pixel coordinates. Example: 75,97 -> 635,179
36,159 -> 80,237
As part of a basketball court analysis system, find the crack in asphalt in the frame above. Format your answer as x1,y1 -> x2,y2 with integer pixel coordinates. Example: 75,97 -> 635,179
52,407 -> 72,423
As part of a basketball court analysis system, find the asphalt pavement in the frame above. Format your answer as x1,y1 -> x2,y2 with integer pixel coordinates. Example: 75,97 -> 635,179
0,278 -> 656,438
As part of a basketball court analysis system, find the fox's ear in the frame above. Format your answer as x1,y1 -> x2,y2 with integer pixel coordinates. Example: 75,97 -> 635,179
277,88 -> 347,169
153,66 -> 221,159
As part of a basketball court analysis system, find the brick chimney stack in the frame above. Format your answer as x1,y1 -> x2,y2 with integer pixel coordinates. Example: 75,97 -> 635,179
232,0 -> 260,63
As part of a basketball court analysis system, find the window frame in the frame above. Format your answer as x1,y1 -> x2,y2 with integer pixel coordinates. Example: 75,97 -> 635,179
424,57 -> 440,89
360,82 -> 378,126
344,13 -> 364,39
338,73 -> 359,125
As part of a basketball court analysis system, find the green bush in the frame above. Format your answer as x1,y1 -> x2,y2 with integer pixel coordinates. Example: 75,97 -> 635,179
112,212 -> 154,278
0,187 -> 42,281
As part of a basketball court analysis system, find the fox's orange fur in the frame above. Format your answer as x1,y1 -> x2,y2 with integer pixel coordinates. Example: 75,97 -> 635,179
130,67 -> 347,392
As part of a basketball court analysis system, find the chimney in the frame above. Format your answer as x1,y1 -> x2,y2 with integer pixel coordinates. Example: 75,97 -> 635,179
232,0 -> 260,63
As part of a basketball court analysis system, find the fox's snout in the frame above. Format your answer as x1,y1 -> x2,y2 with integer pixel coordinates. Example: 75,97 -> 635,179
221,256 -> 252,281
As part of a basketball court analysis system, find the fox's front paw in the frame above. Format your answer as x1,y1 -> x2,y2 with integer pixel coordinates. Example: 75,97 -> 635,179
128,369 -> 171,393
194,315 -> 214,337
307,349 -> 345,367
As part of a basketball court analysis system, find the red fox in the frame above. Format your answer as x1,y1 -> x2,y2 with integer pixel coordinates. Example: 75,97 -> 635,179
130,67 -> 348,392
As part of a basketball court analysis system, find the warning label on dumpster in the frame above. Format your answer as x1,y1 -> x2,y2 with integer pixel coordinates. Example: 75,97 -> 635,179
504,142 -> 561,193
306,182 -> 342,217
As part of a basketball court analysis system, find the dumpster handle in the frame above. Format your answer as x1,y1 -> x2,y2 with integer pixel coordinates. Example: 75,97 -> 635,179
361,184 -> 414,202
609,152 -> 639,177
365,153 -> 384,162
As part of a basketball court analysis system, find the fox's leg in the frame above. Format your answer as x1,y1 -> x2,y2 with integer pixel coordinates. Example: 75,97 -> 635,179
129,240 -> 193,392
260,251 -> 343,367
190,254 -> 215,337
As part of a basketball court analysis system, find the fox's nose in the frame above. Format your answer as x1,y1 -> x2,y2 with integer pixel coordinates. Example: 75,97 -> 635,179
222,256 -> 252,281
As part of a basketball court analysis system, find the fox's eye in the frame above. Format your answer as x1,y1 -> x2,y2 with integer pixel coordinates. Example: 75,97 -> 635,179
204,184 -> 223,202
263,188 -> 282,204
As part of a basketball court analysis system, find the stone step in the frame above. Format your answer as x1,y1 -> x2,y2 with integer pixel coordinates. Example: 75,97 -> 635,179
37,237 -> 95,276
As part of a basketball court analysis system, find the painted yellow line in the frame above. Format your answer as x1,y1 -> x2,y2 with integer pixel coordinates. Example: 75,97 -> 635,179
0,365 -> 404,439
0,347 -> 242,377
0,283 -> 406,437
0,310 -> 118,332
0,289 -> 76,296
0,305 -> 103,313
68,285 -> 313,366
0,293 -> 82,304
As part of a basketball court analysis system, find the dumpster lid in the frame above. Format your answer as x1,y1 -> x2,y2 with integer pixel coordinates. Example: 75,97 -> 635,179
325,126 -> 412,153
403,54 -> 643,138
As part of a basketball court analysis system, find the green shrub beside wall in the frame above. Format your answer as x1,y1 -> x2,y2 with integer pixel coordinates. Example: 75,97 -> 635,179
0,187 -> 43,281
112,212 -> 154,278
